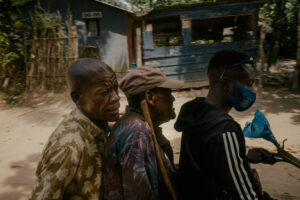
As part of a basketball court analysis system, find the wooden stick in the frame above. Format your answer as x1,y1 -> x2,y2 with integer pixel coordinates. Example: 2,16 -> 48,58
278,139 -> 300,168
140,100 -> 178,200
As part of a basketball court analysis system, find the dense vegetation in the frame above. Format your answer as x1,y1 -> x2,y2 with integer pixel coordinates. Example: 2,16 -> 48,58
0,0 -> 26,95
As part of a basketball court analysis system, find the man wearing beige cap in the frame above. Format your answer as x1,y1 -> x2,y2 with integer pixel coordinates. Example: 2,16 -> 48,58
103,66 -> 184,200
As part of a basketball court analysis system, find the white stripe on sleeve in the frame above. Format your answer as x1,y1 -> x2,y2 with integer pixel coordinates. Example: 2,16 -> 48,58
227,132 -> 258,200
223,132 -> 258,200
222,133 -> 245,200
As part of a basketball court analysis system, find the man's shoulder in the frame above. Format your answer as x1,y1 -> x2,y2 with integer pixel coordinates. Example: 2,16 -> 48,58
199,118 -> 241,143
55,112 -> 85,133
54,108 -> 101,136
114,113 -> 149,132
111,113 -> 151,141
222,119 -> 242,133
181,97 -> 203,110
213,123 -> 244,146
47,113 -> 87,151
106,114 -> 152,154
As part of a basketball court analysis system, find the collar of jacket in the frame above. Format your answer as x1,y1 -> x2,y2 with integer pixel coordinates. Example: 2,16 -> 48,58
72,108 -> 109,141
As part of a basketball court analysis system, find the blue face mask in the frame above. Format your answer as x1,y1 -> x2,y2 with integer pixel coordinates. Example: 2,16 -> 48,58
225,78 -> 256,111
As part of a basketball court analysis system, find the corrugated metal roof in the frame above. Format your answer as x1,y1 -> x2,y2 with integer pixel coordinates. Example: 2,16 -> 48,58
93,0 -> 133,13
138,0 -> 266,17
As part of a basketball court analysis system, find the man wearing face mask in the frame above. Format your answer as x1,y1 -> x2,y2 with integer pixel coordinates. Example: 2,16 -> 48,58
174,50 -> 275,200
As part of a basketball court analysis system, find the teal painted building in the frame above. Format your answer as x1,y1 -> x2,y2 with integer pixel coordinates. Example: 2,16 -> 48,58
20,0 -> 135,74
138,1 -> 265,87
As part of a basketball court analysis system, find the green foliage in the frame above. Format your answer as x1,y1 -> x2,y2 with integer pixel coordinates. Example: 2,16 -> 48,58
10,0 -> 28,6
0,0 -> 25,95
127,0 -> 151,12
259,0 -> 298,58
3,94 -> 18,105
0,0 -> 24,71
29,9 -> 63,39
191,39 -> 215,45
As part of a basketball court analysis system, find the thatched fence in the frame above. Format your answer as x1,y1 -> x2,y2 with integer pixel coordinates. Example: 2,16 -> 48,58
26,13 -> 78,92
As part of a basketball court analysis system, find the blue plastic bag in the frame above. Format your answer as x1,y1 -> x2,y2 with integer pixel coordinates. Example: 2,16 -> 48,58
243,109 -> 280,149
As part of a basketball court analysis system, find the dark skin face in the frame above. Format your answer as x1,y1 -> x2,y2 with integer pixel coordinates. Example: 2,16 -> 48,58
145,87 -> 176,126
73,70 -> 120,123
206,64 -> 256,112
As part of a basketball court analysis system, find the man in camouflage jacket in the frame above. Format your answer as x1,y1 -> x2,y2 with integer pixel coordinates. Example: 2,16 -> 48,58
30,58 -> 120,200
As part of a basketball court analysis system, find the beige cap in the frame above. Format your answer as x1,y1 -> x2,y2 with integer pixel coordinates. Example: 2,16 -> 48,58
120,66 -> 184,96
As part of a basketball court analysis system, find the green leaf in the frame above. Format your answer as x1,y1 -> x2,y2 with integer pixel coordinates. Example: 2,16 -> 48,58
13,21 -> 23,29
289,173 -> 300,180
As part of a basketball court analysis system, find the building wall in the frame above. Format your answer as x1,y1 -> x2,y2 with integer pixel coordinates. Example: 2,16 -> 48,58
20,0 -> 128,73
143,42 -> 257,81
142,2 -> 260,84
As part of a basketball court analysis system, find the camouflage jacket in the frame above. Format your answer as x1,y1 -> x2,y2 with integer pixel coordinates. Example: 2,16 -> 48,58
30,108 -> 109,200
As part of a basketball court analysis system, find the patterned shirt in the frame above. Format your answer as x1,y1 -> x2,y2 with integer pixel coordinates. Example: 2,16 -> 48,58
30,108 -> 109,200
103,109 -> 175,200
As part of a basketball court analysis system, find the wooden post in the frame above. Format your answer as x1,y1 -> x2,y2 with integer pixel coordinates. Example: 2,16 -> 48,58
267,0 -> 284,71
292,5 -> 300,90
32,40 -> 39,91
68,13 -> 77,60
126,14 -> 134,71
72,27 -> 78,59
55,28 -> 58,91
143,24 -> 154,49
136,27 -> 142,67
181,19 -> 191,46
26,40 -> 37,92
58,25 -> 66,92
24,29 -> 27,71
69,26 -> 78,61
49,28 -> 57,91
258,6 -> 267,88
67,26 -> 78,82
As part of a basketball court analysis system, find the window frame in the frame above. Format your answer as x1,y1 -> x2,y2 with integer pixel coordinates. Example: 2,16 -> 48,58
85,18 -> 100,38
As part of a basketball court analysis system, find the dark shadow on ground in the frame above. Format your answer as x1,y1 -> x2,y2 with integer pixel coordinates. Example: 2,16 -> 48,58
230,87 -> 300,125
0,153 -> 40,200
175,87 -> 300,125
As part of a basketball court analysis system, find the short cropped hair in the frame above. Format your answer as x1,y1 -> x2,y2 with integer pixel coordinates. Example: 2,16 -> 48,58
67,58 -> 113,93
207,50 -> 254,85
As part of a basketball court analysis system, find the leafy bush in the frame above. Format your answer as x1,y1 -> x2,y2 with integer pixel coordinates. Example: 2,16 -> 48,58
0,0 -> 25,94
3,94 -> 18,105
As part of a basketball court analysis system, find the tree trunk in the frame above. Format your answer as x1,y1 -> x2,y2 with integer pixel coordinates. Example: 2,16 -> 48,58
258,5 -> 268,88
136,27 -> 142,67
292,5 -> 300,90
267,0 -> 285,71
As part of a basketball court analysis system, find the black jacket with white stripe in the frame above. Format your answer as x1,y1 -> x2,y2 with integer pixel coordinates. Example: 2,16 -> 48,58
174,97 -> 264,200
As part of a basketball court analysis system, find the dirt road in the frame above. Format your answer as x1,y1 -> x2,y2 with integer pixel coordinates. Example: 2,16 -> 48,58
0,88 -> 300,200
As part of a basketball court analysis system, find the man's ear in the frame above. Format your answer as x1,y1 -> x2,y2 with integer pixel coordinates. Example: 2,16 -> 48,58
221,78 -> 230,91
71,91 -> 81,105
145,90 -> 155,106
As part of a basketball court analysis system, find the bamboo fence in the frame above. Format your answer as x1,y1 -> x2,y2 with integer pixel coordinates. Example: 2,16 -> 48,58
26,14 -> 78,92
